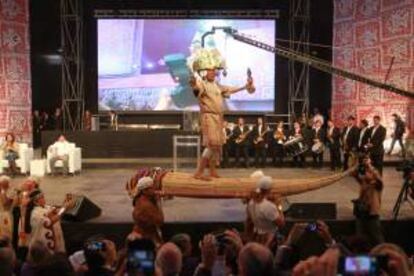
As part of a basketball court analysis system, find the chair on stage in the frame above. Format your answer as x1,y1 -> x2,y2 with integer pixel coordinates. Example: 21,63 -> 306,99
0,143 -> 34,175
46,143 -> 82,175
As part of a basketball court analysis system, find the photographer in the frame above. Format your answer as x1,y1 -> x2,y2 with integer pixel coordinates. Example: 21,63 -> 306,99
352,155 -> 384,246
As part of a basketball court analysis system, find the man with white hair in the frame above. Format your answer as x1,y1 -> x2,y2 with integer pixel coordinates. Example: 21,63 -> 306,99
130,176 -> 164,247
0,176 -> 13,240
245,176 -> 285,246
156,242 -> 182,276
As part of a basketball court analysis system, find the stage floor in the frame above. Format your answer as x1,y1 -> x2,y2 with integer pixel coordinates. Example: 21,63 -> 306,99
11,165 -> 412,223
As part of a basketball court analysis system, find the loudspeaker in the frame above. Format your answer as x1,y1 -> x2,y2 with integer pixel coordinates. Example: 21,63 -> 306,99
62,195 -> 102,222
286,203 -> 336,220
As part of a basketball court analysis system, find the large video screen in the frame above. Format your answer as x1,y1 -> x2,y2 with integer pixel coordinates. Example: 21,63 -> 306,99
97,19 -> 276,112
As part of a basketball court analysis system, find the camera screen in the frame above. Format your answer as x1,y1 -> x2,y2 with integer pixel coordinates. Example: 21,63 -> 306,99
345,256 -> 375,273
127,250 -> 155,273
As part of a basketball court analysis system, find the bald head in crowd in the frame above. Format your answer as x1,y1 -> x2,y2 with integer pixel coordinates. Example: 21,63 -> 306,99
238,243 -> 274,276
156,242 -> 182,276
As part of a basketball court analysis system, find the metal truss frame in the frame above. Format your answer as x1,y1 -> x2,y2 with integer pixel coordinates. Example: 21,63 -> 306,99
288,0 -> 310,122
61,0 -> 84,131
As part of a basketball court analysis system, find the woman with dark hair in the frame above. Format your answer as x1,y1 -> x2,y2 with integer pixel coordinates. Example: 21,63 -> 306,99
2,133 -> 20,176
25,189 -> 72,253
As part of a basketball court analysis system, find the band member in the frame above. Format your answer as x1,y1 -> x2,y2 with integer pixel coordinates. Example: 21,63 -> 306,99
252,117 -> 269,168
233,117 -> 251,168
388,113 -> 406,157
357,119 -> 371,153
221,120 -> 232,168
366,116 -> 386,174
342,116 -> 359,171
326,119 -> 341,170
109,110 -> 118,130
189,49 -> 255,180
272,121 -> 286,166
290,121 -> 306,167
311,120 -> 325,167
312,108 -> 325,126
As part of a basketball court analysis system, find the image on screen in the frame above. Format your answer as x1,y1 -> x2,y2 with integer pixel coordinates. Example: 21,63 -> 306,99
98,19 -> 276,112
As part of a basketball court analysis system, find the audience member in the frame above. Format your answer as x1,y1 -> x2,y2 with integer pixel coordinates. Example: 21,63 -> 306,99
20,240 -> 51,276
170,233 -> 198,276
156,242 -> 182,276
83,237 -> 117,276
48,134 -> 71,176
0,246 -> 16,276
2,133 -> 20,176
238,242 -> 275,276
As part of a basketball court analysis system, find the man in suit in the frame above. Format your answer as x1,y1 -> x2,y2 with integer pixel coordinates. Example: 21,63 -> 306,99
252,117 -> 269,168
221,120 -> 232,168
311,120 -> 325,168
326,119 -> 341,170
366,115 -> 386,174
233,117 -> 251,168
342,116 -> 359,171
357,119 -> 371,153
388,113 -> 406,157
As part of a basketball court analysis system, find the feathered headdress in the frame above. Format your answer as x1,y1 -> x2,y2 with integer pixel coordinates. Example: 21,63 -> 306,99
187,48 -> 226,73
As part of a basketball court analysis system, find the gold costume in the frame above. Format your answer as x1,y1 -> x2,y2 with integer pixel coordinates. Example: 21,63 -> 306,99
197,81 -> 231,147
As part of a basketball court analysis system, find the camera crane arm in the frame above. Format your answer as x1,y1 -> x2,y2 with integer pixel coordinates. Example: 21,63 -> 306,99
201,27 -> 414,99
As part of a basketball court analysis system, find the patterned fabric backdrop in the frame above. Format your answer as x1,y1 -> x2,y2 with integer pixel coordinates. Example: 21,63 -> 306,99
332,0 -> 414,136
0,0 -> 31,143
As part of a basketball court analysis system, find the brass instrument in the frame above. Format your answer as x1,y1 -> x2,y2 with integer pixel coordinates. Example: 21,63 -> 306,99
253,129 -> 270,145
273,128 -> 286,144
235,129 -> 252,144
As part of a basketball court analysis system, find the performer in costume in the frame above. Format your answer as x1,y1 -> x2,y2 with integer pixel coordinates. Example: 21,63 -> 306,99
189,48 -> 255,180
25,189 -> 73,253
0,176 -> 13,240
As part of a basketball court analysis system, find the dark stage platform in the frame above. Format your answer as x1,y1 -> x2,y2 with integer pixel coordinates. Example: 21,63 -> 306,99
41,130 -> 196,158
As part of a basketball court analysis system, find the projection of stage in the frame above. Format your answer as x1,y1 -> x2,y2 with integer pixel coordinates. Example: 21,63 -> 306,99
97,19 -> 276,112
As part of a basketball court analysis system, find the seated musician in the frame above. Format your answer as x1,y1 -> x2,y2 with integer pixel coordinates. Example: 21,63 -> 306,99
221,120 -> 232,168
289,121 -> 306,167
311,120 -> 326,168
272,121 -> 286,167
233,117 -> 251,168
252,117 -> 270,168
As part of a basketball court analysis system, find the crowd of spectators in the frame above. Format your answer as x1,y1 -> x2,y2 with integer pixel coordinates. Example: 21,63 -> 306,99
0,166 -> 412,276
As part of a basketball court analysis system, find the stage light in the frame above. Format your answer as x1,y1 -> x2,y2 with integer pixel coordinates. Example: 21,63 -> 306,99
145,62 -> 154,69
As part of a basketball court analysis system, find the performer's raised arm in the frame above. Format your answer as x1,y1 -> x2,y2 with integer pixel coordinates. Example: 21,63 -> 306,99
220,75 -> 255,96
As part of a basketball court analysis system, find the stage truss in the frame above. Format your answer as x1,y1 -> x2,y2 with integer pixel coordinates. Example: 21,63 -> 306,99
61,0 -> 85,131
288,0 -> 310,120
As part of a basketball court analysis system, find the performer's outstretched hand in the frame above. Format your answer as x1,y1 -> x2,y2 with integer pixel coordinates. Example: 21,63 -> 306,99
246,77 -> 255,94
